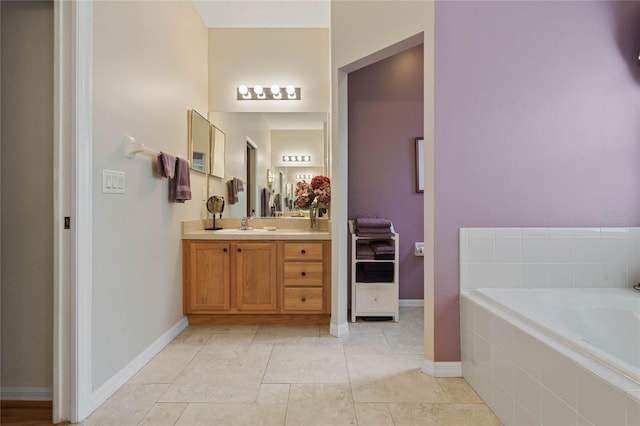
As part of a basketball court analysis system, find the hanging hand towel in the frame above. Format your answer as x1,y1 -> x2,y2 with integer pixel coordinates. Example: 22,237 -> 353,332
156,153 -> 176,179
169,157 -> 191,203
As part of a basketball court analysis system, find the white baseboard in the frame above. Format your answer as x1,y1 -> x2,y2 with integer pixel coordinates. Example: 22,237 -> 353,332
330,321 -> 349,337
421,359 -> 462,377
399,299 -> 424,307
0,387 -> 53,401
90,316 -> 189,412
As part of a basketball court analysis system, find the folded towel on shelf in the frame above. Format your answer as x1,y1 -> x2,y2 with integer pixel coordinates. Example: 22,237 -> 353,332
370,241 -> 395,254
356,262 -> 394,283
357,231 -> 393,239
356,243 -> 375,260
170,157 -> 191,203
374,253 -> 395,260
156,153 -> 176,179
355,217 -> 392,229
227,177 -> 244,205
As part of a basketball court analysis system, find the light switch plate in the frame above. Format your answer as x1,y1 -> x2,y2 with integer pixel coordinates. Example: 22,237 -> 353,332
103,169 -> 125,193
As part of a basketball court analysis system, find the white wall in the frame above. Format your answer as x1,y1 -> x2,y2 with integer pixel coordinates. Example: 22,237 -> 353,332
0,0 -> 54,397
91,0 -> 208,390
271,130 -> 324,169
208,112 -> 271,219
208,28 -> 330,113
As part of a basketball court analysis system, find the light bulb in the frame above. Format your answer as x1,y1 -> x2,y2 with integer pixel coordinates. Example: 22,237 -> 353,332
271,85 -> 281,96
254,85 -> 263,95
296,156 -> 302,161
283,155 -> 290,161
238,85 -> 248,95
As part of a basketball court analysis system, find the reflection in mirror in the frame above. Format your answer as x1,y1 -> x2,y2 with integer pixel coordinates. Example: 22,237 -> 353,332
207,112 -> 328,218
189,109 -> 211,174
210,125 -> 225,178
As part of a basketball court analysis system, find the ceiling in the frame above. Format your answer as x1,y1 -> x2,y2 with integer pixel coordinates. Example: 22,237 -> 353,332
192,0 -> 330,28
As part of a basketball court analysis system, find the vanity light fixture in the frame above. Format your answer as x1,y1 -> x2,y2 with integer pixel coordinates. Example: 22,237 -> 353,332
237,85 -> 301,100
296,174 -> 314,180
282,155 -> 311,162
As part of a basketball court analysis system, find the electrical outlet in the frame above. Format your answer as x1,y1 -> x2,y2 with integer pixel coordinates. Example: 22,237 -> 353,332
414,242 -> 425,256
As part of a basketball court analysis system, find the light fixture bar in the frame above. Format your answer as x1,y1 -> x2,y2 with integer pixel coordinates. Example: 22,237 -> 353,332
282,155 -> 311,162
237,85 -> 301,100
295,174 -> 314,180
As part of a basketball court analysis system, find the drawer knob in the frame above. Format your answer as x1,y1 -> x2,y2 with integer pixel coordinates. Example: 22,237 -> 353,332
301,297 -> 306,302
301,249 -> 306,254
237,248 -> 242,253
223,248 -> 228,253
301,272 -> 306,277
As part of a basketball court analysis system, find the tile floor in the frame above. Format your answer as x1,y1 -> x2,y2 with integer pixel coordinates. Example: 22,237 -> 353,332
79,307 -> 502,425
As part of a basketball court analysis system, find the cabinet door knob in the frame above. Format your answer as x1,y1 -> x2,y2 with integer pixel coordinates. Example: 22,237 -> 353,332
237,248 -> 242,253
223,248 -> 228,253
301,297 -> 306,302
301,249 -> 306,254
301,271 -> 306,277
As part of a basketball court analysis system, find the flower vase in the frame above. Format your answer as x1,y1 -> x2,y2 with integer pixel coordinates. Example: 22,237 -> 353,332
309,200 -> 319,231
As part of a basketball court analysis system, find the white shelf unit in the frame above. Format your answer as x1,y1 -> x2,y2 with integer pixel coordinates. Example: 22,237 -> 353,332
349,220 -> 399,322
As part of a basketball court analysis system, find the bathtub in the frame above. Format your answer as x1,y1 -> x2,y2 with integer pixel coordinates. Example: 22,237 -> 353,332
460,288 -> 640,426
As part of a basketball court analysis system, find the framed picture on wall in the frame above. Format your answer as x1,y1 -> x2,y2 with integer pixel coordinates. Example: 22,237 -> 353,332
415,137 -> 424,193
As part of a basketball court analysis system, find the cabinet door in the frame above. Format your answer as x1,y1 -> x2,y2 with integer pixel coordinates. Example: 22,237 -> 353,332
234,242 -> 277,312
186,241 -> 230,312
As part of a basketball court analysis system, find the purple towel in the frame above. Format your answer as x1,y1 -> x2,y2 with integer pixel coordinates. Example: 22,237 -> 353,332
357,231 -> 393,239
370,241 -> 395,254
157,153 -> 176,179
170,157 -> 191,203
355,217 -> 392,229
227,177 -> 244,205
356,243 -> 375,260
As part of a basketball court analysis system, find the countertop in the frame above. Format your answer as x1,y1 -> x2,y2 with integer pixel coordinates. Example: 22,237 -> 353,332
182,218 -> 331,241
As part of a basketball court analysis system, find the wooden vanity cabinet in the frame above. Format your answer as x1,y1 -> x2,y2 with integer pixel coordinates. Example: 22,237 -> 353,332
183,241 -> 230,313
233,242 -> 277,312
282,242 -> 328,313
183,239 -> 331,322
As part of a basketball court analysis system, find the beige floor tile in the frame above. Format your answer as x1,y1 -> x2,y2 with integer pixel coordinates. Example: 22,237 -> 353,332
256,384 -> 290,403
170,326 -> 215,346
129,344 -> 201,385
175,402 -> 287,426
437,377 -> 484,403
388,403 -> 503,426
199,333 -> 255,356
285,384 -> 357,426
354,402 -> 394,426
80,383 -> 169,426
340,331 -> 393,355
159,347 -> 270,402
138,402 -> 187,426
253,325 -> 321,344
383,331 -> 424,355
347,354 -> 448,403
263,343 -> 349,384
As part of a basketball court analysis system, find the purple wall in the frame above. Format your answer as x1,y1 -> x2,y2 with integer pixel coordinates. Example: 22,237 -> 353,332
434,1 -> 640,360
348,45 -> 425,299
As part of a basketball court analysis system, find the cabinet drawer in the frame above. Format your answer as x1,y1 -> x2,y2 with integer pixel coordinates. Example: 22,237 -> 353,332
284,243 -> 323,261
355,285 -> 396,313
284,262 -> 323,286
283,288 -> 324,311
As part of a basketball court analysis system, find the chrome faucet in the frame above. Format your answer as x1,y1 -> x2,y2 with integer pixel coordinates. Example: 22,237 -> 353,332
240,216 -> 250,230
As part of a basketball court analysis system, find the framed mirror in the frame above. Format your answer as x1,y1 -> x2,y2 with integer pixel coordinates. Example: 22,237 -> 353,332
210,124 -> 225,178
188,109 -> 210,174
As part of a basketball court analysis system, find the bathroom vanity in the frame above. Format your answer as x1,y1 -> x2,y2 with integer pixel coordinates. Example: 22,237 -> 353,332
181,219 -> 331,324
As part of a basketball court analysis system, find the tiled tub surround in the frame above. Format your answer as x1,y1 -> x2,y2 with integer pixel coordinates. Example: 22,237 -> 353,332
459,227 -> 640,425
460,228 -> 640,289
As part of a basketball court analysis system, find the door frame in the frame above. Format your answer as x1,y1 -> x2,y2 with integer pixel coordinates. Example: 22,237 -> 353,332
53,0 -> 93,422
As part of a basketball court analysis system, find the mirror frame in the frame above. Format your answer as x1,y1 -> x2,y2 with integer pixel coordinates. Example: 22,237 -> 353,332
188,109 -> 211,174
210,124 -> 225,178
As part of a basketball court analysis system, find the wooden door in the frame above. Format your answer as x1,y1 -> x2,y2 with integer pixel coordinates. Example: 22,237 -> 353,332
185,241 -> 230,312
234,242 -> 277,312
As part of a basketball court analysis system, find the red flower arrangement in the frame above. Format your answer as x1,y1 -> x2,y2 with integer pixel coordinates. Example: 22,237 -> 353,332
295,175 -> 331,208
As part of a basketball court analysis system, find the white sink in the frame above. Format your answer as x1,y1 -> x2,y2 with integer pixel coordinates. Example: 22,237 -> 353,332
213,228 -> 270,234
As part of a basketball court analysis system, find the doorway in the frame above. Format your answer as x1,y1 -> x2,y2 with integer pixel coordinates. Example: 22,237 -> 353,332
246,139 -> 257,217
